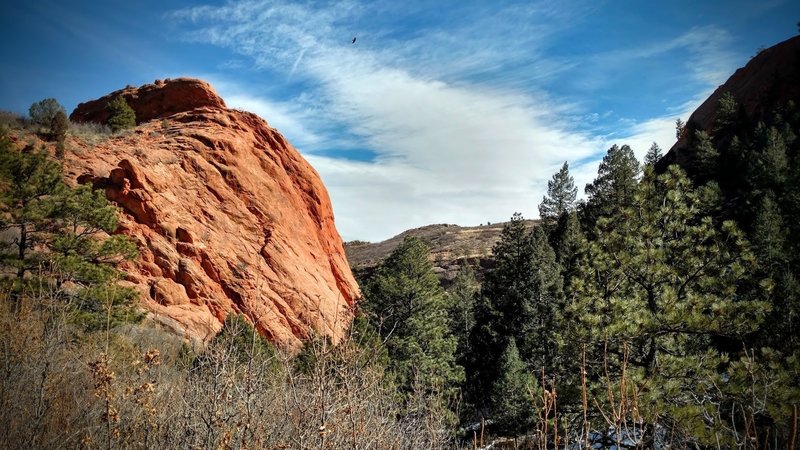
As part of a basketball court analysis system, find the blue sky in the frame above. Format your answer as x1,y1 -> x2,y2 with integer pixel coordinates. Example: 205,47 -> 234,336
1,0 -> 798,241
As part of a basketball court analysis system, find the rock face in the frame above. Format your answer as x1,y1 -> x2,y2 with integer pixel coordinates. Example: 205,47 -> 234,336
70,78 -> 227,125
346,221 -> 537,287
663,35 -> 800,166
66,79 -> 360,348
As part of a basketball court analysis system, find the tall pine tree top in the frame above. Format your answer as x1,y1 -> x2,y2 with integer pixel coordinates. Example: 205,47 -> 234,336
581,144 -> 639,232
539,161 -> 577,224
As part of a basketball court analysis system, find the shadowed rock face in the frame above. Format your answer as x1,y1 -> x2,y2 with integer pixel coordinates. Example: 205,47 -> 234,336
66,79 -> 360,349
663,35 -> 800,168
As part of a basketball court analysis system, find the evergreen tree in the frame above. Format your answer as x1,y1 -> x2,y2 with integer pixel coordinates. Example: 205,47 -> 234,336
714,92 -> 739,132
581,144 -> 639,233
753,123 -> 789,189
468,214 -> 562,413
447,263 -> 478,367
49,110 -> 69,146
0,134 -> 139,327
0,140 -> 62,288
643,142 -> 662,167
752,192 -> 787,270
515,226 -> 562,372
538,161 -> 577,225
569,165 -> 767,435
490,338 -> 537,436
689,130 -> 720,181
107,96 -> 136,133
363,236 -> 463,399
28,98 -> 66,128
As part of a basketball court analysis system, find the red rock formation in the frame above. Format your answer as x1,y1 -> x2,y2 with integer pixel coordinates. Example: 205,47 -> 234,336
69,78 -> 227,125
66,79 -> 360,348
665,35 -> 800,166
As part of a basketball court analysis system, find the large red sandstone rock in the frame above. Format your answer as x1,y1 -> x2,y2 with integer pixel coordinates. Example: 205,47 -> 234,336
66,79 -> 360,348
665,35 -> 800,166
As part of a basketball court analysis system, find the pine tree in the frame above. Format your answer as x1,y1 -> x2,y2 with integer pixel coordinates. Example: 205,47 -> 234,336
569,165 -> 767,432
714,92 -> 739,132
754,124 -> 789,189
363,236 -> 463,399
516,226 -> 562,373
0,140 -> 63,288
752,192 -> 787,270
689,130 -> 720,181
0,134 -> 139,326
49,110 -> 69,147
467,214 -> 563,412
447,263 -> 478,367
107,96 -> 136,133
538,161 -> 577,225
491,338 -> 537,436
643,142 -> 662,167
581,144 -> 639,233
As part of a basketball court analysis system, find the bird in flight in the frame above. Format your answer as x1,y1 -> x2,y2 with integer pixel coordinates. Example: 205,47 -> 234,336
352,37 -> 357,44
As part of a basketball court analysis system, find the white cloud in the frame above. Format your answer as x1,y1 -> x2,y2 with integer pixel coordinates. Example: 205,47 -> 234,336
172,1 -> 741,242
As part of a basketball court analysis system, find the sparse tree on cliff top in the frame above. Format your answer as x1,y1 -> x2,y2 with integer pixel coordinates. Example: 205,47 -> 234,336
106,96 -> 136,133
29,98 -> 66,128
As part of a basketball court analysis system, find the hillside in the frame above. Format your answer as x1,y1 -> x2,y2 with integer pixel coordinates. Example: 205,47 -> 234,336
345,220 -> 538,284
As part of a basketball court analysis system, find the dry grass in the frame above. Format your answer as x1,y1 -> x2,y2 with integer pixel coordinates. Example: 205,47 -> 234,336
0,289 -> 454,450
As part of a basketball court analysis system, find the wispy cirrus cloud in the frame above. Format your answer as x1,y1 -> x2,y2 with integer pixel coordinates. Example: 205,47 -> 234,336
170,0 -> 742,241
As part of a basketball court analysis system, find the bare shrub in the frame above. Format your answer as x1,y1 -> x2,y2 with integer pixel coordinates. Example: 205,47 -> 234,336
69,121 -> 112,147
0,294 -> 456,450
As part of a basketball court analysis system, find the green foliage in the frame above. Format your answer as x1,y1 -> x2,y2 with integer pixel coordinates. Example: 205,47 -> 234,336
446,264 -> 478,374
468,214 -> 563,419
569,165 -> 768,436
29,98 -> 66,128
675,118 -> 685,139
363,236 -> 463,401
538,161 -> 577,224
715,92 -> 739,132
490,339 -> 537,436
687,130 -> 720,181
49,110 -> 69,144
643,142 -> 662,167
0,134 -> 139,329
106,96 -> 136,133
0,140 -> 63,287
581,144 -> 639,234
213,313 -> 278,364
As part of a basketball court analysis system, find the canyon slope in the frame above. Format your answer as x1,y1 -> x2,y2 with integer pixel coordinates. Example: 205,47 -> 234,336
66,78 -> 360,348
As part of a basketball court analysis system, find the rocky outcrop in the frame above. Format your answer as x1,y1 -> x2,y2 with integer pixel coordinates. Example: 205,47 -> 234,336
70,78 -> 227,125
346,221 -> 537,287
663,35 -> 800,167
66,79 -> 359,348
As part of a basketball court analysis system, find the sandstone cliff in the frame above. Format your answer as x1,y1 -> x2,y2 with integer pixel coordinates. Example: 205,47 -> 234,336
663,35 -> 800,167
66,78 -> 360,348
